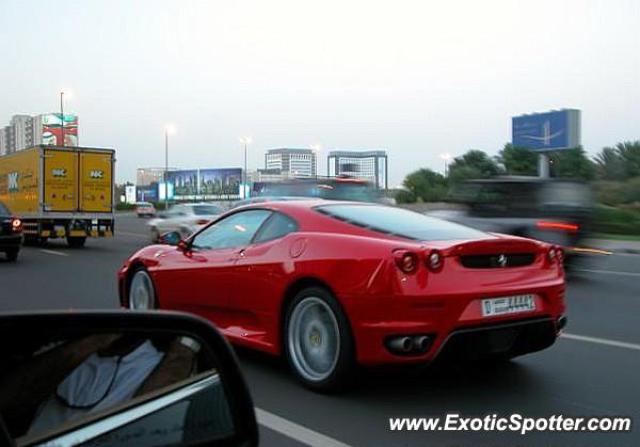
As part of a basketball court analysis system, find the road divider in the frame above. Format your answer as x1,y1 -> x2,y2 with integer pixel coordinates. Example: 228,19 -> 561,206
38,249 -> 69,257
561,333 -> 640,351
573,268 -> 640,277
256,407 -> 352,447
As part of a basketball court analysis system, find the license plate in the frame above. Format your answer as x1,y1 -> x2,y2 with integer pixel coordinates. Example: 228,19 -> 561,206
481,294 -> 535,317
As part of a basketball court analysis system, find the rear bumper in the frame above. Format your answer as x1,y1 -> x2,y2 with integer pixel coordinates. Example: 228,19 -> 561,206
346,281 -> 566,366
0,234 -> 21,250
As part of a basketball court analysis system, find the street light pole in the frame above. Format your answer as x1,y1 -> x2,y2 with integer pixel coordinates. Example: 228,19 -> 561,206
164,129 -> 169,212
240,137 -> 251,199
60,91 -> 65,147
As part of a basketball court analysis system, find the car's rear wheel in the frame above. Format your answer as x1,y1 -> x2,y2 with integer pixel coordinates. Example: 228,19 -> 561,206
285,287 -> 354,392
5,249 -> 18,262
129,268 -> 156,310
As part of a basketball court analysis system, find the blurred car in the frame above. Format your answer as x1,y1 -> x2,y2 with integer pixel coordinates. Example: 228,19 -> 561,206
135,201 -> 156,218
252,176 -> 385,203
0,201 -> 22,262
148,203 -> 223,242
121,200 -> 566,392
431,177 -> 593,261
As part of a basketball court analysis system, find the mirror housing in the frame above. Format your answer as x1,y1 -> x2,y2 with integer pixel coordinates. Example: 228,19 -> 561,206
159,231 -> 181,246
0,311 -> 258,447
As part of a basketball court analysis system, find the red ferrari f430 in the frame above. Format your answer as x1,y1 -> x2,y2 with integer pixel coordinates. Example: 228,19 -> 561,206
119,201 -> 566,391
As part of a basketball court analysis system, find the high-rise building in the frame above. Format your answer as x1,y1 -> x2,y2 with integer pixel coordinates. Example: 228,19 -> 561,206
264,148 -> 317,178
136,167 -> 177,186
327,150 -> 388,189
0,113 -> 79,155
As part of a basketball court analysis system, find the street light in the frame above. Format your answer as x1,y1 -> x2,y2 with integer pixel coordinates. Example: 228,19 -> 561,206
59,89 -> 72,147
164,124 -> 176,211
239,137 -> 252,199
440,153 -> 452,177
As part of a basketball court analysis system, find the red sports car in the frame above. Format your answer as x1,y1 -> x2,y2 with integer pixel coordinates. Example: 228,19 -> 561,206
119,200 -> 566,391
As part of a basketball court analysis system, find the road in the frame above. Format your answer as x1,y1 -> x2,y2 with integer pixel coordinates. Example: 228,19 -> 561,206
2,213 -> 640,447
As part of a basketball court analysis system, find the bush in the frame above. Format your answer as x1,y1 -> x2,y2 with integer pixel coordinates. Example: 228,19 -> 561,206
592,205 -> 640,235
394,189 -> 417,204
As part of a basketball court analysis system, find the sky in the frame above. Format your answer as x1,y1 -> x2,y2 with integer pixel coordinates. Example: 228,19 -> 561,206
1,0 -> 638,186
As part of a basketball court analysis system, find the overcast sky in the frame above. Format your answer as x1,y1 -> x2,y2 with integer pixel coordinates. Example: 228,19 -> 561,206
1,0 -> 638,185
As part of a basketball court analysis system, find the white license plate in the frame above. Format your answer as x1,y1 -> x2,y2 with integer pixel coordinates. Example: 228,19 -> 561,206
481,294 -> 536,317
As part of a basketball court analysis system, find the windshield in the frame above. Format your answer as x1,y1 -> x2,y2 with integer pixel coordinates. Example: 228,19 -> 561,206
317,204 -> 487,241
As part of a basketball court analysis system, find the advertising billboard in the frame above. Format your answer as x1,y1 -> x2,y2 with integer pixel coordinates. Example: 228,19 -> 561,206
40,113 -> 79,146
136,185 -> 158,202
200,168 -> 242,199
168,170 -> 198,198
512,109 -> 580,152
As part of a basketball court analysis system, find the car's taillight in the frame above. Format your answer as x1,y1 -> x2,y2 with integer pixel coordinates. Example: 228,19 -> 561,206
196,219 -> 209,225
425,249 -> 444,272
11,218 -> 22,233
394,250 -> 419,274
536,220 -> 579,233
547,246 -> 563,265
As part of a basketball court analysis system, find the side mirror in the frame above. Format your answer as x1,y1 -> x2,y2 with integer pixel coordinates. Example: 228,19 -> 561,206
159,231 -> 181,246
0,311 -> 258,447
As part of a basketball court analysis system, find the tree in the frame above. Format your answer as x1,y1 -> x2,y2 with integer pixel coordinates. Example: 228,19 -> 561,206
549,146 -> 596,180
594,146 -> 625,180
616,141 -> 640,179
497,143 -> 537,176
448,150 -> 502,183
402,168 -> 448,202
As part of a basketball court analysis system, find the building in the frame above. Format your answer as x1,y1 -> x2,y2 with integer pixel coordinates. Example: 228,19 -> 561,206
136,167 -> 177,186
0,113 -> 79,155
264,148 -> 317,178
327,150 -> 388,189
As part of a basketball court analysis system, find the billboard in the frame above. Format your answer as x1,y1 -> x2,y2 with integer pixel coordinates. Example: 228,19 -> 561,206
40,113 -> 79,146
200,168 -> 242,199
168,170 -> 198,198
512,109 -> 580,152
136,185 -> 158,202
163,168 -> 243,200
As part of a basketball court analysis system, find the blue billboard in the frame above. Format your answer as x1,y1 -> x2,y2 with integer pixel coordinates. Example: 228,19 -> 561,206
200,168 -> 242,199
168,170 -> 198,198
512,109 -> 580,152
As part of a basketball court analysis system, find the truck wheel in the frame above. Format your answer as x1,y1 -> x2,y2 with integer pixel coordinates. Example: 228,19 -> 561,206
67,236 -> 87,248
23,236 -> 45,247
5,249 -> 19,262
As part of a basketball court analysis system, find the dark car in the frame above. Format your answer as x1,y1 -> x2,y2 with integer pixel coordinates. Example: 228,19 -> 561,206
430,177 -> 593,260
0,202 -> 22,262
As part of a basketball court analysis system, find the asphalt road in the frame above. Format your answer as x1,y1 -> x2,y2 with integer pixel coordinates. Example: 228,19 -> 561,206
2,213 -> 640,447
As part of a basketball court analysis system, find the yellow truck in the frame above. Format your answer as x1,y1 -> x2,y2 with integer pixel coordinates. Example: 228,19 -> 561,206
0,145 -> 115,247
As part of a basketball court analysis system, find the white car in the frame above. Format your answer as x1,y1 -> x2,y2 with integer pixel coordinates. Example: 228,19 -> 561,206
148,203 -> 223,242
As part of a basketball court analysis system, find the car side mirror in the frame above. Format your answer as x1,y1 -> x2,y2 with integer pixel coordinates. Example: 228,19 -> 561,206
159,231 -> 181,246
0,311 -> 258,447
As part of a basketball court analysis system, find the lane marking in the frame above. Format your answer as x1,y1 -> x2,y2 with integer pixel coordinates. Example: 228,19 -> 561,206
256,407 -> 353,447
39,249 -> 69,257
573,268 -> 640,278
561,333 -> 640,351
116,231 -> 149,239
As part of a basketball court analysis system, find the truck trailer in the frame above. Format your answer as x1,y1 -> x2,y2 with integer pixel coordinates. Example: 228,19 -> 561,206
0,145 -> 115,247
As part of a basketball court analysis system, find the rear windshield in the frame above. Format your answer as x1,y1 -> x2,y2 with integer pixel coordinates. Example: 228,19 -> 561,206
192,205 -> 222,215
136,202 -> 152,207
317,204 -> 487,241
